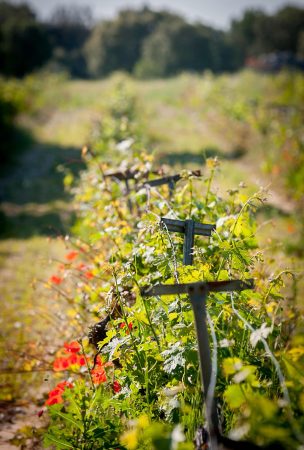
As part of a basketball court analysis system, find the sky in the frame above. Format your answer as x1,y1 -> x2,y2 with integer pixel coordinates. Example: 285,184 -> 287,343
12,0 -> 304,29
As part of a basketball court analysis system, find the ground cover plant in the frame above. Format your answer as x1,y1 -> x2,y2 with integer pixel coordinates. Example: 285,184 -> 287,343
41,82 -> 304,449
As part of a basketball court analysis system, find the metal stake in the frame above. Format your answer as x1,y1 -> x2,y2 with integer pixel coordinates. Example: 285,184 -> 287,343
142,170 -> 201,197
161,217 -> 215,265
103,169 -> 137,213
141,279 -> 254,450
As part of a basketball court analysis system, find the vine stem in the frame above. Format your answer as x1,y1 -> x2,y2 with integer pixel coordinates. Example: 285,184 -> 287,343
188,178 -> 193,217
141,295 -> 161,351
215,191 -> 262,281
79,338 -> 95,391
204,167 -> 215,211
112,271 -> 144,369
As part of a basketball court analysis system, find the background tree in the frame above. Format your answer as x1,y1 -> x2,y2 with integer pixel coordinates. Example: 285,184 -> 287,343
271,6 -> 304,52
134,17 -> 215,78
0,2 -> 303,79
84,7 -> 165,77
229,6 -> 304,66
0,1 -> 51,77
228,9 -> 269,66
45,5 -> 92,78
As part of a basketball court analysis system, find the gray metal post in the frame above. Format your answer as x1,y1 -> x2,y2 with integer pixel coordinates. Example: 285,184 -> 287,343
189,284 -> 219,449
161,217 -> 215,266
183,219 -> 195,265
124,178 -> 133,213
141,279 -> 254,450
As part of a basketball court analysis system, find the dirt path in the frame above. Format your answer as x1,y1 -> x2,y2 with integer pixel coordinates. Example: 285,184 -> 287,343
0,138 -> 84,448
0,79 -> 102,448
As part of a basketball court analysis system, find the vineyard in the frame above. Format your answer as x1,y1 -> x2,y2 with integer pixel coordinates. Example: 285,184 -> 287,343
0,71 -> 304,449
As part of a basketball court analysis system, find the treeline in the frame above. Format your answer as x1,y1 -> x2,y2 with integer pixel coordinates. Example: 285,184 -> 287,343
1,1 -> 304,78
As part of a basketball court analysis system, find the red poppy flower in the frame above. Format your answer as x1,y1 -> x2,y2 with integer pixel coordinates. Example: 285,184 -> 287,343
78,356 -> 86,366
45,381 -> 73,406
49,275 -> 63,285
48,387 -> 63,398
67,353 -> 79,365
45,395 -> 63,406
119,322 -> 133,333
56,381 -> 73,390
113,381 -> 121,393
94,355 -> 107,367
64,341 -> 81,353
53,357 -> 70,371
91,358 -> 107,385
84,271 -> 94,280
65,251 -> 79,261
66,353 -> 85,367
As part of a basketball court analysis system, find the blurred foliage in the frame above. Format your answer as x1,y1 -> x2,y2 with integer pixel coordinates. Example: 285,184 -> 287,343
0,76 -> 32,164
0,2 -> 303,78
0,72 -> 68,164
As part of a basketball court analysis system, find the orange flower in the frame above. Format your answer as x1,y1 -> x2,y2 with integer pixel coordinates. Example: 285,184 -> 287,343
65,251 -> 79,261
49,275 -> 63,285
64,341 -> 81,353
91,368 -> 107,384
